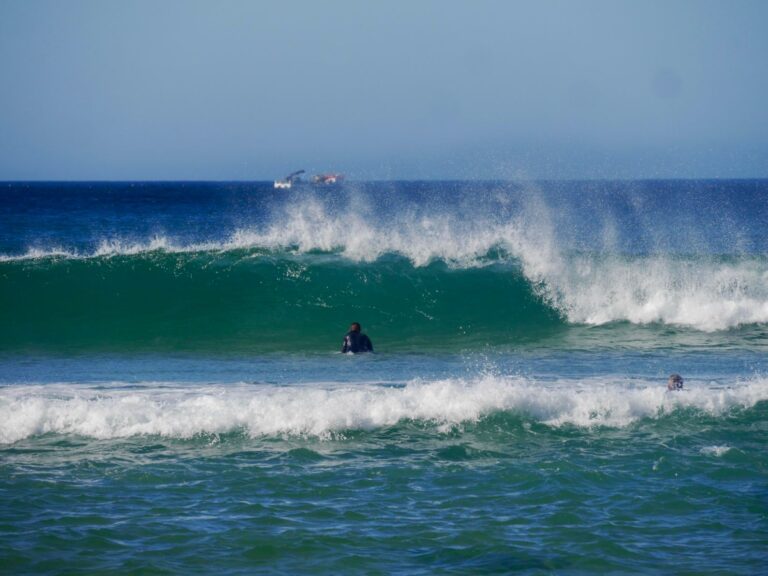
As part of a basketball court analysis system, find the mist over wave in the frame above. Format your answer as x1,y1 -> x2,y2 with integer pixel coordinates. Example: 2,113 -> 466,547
2,376 -> 766,444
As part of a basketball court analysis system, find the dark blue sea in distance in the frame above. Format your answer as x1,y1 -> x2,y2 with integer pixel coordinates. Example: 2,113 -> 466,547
1,180 -> 767,574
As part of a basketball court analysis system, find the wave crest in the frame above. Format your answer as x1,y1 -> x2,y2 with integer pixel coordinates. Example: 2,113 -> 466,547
2,196 -> 768,332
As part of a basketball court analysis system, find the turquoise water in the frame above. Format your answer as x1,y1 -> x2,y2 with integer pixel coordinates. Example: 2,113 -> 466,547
1,181 -> 767,574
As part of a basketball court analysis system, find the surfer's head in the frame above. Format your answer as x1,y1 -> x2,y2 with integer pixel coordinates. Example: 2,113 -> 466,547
667,373 -> 684,391
349,322 -> 361,333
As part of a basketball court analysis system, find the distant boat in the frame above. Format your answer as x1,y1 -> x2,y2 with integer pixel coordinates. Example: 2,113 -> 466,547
311,173 -> 345,185
274,169 -> 305,189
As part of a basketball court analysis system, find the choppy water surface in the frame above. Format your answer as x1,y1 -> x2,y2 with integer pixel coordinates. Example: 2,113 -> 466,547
1,180 -> 767,574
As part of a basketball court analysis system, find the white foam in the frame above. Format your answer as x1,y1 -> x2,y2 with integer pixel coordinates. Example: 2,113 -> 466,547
534,254 -> 768,332
1,376 -> 766,444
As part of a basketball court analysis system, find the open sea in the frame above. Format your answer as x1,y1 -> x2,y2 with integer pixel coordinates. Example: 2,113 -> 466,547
1,180 -> 767,574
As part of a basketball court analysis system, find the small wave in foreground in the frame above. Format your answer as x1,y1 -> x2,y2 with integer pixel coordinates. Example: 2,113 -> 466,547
2,376 -> 766,444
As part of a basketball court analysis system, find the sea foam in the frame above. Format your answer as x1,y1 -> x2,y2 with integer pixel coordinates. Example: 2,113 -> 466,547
1,376 -> 766,444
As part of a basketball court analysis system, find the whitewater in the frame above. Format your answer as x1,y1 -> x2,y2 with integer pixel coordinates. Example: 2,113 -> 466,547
2,376 -> 767,444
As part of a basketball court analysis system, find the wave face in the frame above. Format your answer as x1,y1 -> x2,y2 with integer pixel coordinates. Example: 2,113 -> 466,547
1,180 -> 767,352
2,376 -> 766,444
0,252 -> 560,352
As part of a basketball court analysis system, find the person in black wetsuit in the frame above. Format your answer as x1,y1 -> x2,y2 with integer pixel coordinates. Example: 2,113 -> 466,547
341,322 -> 373,353
667,373 -> 684,391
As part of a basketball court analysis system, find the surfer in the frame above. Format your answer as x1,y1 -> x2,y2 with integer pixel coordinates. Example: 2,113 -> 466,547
667,373 -> 684,391
341,322 -> 374,354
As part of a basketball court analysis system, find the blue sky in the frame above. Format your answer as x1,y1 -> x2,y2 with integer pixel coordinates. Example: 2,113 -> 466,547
1,0 -> 766,180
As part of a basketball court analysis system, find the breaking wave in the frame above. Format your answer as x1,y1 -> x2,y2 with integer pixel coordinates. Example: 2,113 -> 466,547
2,193 -> 767,351
1,376 -> 766,444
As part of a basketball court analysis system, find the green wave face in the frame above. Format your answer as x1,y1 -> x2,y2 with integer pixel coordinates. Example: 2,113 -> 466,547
0,251 -> 562,354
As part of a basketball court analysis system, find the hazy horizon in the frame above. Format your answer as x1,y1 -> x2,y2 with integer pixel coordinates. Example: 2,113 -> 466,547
1,0 -> 767,180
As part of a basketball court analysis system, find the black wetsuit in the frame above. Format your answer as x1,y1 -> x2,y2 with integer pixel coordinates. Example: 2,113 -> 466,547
341,331 -> 373,353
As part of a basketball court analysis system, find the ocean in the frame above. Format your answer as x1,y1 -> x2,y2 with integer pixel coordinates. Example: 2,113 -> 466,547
1,180 -> 767,574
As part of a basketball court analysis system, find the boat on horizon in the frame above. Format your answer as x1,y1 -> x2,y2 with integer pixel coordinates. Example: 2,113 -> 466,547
273,170 -> 305,189
311,173 -> 345,185
274,170 -> 345,189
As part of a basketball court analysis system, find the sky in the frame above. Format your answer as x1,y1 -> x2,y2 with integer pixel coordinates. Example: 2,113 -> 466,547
0,0 -> 767,180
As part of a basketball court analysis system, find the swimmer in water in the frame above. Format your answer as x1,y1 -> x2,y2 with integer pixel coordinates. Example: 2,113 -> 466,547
667,373 -> 684,391
341,322 -> 374,354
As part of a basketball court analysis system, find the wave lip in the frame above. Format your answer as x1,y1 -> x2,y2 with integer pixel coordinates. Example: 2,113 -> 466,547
2,376 -> 766,444
0,236 -> 222,262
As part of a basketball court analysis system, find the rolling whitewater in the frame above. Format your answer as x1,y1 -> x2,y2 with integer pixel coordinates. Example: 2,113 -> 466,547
2,180 -> 767,573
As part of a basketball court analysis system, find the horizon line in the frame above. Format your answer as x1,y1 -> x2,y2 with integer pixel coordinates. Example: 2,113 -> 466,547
3,176 -> 768,185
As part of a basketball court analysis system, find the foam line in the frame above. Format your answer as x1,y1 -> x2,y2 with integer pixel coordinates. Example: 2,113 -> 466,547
1,376 -> 766,444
